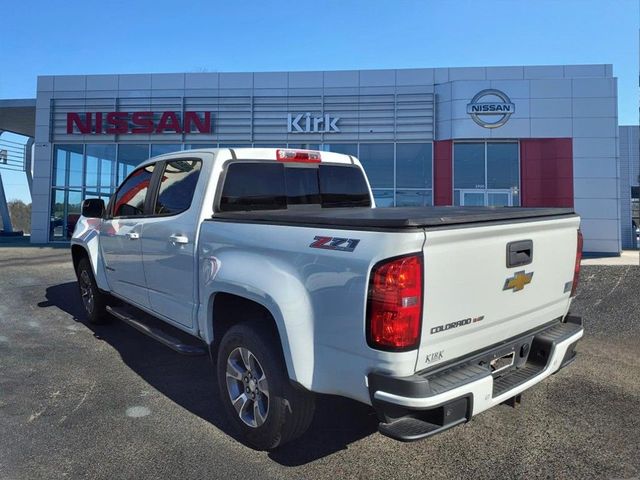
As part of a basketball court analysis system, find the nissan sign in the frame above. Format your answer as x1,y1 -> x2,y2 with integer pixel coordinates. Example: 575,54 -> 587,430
287,113 -> 340,133
466,89 -> 515,128
66,111 -> 212,134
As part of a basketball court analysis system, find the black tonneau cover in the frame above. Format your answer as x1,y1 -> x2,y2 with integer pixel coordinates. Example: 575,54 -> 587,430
212,206 -> 576,230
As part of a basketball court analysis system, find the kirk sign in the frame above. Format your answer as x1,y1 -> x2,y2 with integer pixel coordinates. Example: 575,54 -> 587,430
287,113 -> 340,133
66,111 -> 212,134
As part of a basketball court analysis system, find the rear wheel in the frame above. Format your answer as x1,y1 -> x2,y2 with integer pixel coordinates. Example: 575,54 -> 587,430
216,322 -> 315,450
76,257 -> 109,324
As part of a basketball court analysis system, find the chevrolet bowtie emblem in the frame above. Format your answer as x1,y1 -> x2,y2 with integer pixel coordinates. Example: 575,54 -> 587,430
503,270 -> 533,292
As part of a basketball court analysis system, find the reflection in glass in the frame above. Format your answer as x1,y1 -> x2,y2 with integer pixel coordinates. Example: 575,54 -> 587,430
287,144 -> 320,151
359,144 -> 394,189
461,192 -> 485,206
151,144 -> 182,157
323,144 -> 358,156
50,189 -> 65,240
396,190 -> 432,207
86,144 -> 116,191
155,160 -> 202,215
373,190 -> 394,207
487,143 -> 519,190
454,143 -> 485,189
53,145 -> 83,187
117,144 -> 149,183
396,143 -> 432,189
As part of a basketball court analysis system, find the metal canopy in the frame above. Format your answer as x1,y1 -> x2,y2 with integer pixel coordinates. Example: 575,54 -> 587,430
0,99 -> 36,138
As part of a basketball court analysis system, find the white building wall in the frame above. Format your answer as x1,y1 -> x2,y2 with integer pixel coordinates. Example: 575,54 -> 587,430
32,65 -> 621,253
437,65 -> 619,254
619,126 -> 639,249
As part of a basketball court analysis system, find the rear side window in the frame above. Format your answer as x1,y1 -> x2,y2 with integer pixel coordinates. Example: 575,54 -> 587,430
218,162 -> 371,212
112,163 -> 155,217
154,159 -> 202,215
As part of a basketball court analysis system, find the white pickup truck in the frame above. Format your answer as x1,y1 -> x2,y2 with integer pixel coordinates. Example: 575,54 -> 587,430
71,147 -> 584,450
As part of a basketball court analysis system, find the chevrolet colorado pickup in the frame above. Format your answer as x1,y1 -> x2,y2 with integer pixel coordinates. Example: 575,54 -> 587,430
71,147 -> 584,450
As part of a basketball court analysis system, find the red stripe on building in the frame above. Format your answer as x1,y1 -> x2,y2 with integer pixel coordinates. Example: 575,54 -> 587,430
520,138 -> 574,208
433,140 -> 453,206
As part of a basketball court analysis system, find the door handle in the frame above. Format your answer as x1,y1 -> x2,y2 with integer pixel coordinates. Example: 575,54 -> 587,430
169,234 -> 189,245
126,232 -> 140,240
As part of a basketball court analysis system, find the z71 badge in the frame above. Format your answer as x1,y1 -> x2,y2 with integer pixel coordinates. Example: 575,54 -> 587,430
309,236 -> 360,252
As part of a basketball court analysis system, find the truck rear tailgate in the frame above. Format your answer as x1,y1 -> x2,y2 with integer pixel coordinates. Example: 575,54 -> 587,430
416,214 -> 580,372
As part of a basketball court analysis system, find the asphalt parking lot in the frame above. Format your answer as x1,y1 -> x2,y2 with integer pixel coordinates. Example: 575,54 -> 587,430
0,246 -> 638,479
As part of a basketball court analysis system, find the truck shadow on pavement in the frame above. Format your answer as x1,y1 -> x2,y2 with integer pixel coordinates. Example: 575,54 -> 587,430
39,282 -> 379,466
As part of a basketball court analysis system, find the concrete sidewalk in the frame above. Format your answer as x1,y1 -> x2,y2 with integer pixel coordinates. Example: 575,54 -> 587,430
582,250 -> 639,266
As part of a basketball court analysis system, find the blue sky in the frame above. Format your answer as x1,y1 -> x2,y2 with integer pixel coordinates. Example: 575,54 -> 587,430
0,0 -> 638,202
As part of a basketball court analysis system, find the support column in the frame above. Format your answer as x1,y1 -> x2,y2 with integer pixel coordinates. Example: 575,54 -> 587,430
433,140 -> 453,206
25,137 -> 34,195
0,173 -> 13,233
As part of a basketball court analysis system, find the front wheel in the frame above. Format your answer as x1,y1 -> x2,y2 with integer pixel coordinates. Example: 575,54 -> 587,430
76,257 -> 109,324
216,322 -> 315,450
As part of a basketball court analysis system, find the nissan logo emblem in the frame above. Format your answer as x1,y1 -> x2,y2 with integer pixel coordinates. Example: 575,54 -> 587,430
466,89 -> 515,129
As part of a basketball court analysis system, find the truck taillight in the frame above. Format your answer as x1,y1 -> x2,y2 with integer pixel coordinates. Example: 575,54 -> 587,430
367,254 -> 423,351
276,149 -> 321,163
571,230 -> 583,297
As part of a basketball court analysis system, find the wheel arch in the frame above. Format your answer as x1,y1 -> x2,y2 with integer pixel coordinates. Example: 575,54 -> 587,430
206,288 -> 313,390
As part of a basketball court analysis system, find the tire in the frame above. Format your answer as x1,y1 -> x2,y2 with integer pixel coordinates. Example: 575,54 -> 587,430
76,257 -> 110,325
216,322 -> 315,450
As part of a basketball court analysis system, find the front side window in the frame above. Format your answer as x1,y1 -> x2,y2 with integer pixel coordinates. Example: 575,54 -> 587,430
112,164 -> 155,217
218,162 -> 371,212
154,160 -> 202,215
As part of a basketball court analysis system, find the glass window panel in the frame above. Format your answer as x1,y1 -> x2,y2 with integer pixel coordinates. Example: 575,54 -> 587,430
287,144 -> 320,151
487,143 -> 519,190
461,191 -> 485,206
85,154 -> 98,187
151,144 -> 182,157
112,164 -> 155,217
219,144 -> 251,148
85,144 -> 116,191
396,143 -> 433,189
53,145 -> 83,187
185,144 -> 218,149
488,192 -> 510,207
253,144 -> 286,148
372,190 -> 394,207
50,189 -> 66,240
154,160 -> 202,215
117,144 -> 149,184
67,190 -> 82,238
396,190 -> 432,207
68,149 -> 83,188
454,143 -> 485,189
359,144 -> 394,189
323,144 -> 358,156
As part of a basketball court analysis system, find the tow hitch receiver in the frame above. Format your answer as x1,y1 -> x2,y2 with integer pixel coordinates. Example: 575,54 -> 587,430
502,394 -> 522,408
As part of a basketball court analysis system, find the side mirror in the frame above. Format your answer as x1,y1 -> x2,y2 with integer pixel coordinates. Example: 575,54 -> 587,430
81,198 -> 105,218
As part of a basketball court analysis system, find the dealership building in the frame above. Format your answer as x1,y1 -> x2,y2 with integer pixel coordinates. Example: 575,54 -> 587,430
0,64 -> 629,253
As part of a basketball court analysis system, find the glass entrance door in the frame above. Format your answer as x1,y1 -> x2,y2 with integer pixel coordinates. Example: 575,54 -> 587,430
487,189 -> 513,206
460,190 -> 486,206
460,189 -> 513,206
